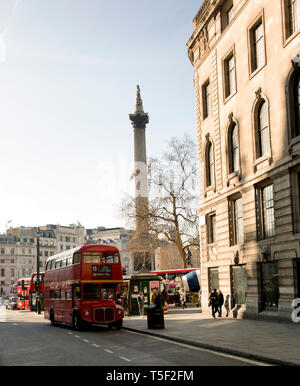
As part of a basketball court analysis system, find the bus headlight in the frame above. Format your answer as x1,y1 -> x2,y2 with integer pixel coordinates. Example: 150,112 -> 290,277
84,311 -> 90,316
117,310 -> 123,315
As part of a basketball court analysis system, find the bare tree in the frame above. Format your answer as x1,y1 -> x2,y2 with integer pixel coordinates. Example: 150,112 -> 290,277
121,134 -> 199,269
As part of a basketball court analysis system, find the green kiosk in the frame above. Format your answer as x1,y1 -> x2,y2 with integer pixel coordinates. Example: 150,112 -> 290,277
128,266 -> 162,316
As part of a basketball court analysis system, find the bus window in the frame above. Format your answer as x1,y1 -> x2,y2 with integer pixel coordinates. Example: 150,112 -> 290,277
101,285 -> 115,299
55,261 -> 61,269
73,253 -> 81,264
83,284 -> 101,300
61,260 -> 66,268
67,257 -> 72,266
83,254 -> 100,264
102,253 -> 119,264
73,284 -> 81,299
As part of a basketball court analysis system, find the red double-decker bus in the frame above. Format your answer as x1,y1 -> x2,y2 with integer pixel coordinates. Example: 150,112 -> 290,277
10,283 -> 18,296
44,245 -> 124,330
17,278 -> 31,310
29,272 -> 45,311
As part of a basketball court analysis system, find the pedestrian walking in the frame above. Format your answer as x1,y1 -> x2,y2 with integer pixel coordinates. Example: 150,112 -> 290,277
150,289 -> 156,305
217,289 -> 224,317
179,288 -> 187,309
209,289 -> 219,318
224,295 -> 230,317
137,291 -> 145,318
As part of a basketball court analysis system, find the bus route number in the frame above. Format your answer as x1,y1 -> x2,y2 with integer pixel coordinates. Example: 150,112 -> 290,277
92,265 -> 112,277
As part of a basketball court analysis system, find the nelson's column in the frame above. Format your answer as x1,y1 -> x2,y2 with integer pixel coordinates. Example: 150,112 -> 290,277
128,85 -> 154,272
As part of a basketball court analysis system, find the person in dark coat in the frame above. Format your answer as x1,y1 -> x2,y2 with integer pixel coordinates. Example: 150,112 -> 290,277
154,291 -> 164,309
217,289 -> 224,317
209,289 -> 219,318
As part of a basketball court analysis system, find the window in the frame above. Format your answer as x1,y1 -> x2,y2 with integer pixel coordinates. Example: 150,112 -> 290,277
101,285 -> 115,299
224,53 -> 236,98
83,253 -> 101,264
228,123 -> 239,173
0,248 -> 4,254
207,213 -> 217,244
295,259 -> 300,297
73,284 -> 81,299
206,141 -> 215,187
286,0 -> 300,38
10,268 -> 15,277
202,81 -> 211,119
256,184 -> 275,240
231,265 -> 247,305
226,6 -> 233,24
229,197 -> 244,245
10,249 -> 14,255
208,268 -> 219,293
250,20 -> 265,73
83,284 -> 101,300
0,268 -> 5,277
259,262 -> 279,310
102,253 -> 119,264
295,71 -> 300,136
221,0 -> 233,31
73,252 -> 81,264
289,68 -> 300,138
291,169 -> 300,233
255,100 -> 270,159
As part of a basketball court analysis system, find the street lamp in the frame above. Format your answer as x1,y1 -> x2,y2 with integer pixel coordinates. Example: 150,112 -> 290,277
35,228 -> 41,314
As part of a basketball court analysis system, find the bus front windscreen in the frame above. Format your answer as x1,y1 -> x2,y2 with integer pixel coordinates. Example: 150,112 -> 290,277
83,284 -> 115,300
83,284 -> 101,300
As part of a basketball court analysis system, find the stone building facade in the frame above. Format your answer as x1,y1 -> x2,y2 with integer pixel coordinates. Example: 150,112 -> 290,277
0,223 -> 86,295
0,234 -> 35,295
187,0 -> 300,321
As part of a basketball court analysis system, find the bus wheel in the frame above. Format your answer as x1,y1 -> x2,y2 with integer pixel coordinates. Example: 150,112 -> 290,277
113,319 -> 123,330
50,309 -> 56,326
73,312 -> 83,331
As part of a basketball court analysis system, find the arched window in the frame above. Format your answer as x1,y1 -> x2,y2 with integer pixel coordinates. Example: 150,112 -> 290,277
257,100 -> 269,158
287,67 -> 300,139
294,70 -> 300,137
206,141 -> 215,187
229,123 -> 239,173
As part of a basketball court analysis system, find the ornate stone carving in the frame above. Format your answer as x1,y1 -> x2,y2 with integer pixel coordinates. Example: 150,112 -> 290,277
255,87 -> 262,100
261,245 -> 271,261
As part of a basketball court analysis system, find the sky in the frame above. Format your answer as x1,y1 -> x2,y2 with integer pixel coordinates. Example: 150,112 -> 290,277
0,0 -> 203,232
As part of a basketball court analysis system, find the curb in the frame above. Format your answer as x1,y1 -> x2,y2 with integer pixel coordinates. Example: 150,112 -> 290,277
123,326 -> 298,367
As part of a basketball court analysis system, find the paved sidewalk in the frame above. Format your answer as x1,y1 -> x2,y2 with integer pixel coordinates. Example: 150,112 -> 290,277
123,306 -> 300,366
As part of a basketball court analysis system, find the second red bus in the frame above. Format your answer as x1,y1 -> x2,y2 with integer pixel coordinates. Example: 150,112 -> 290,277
17,278 -> 31,310
29,272 -> 45,311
